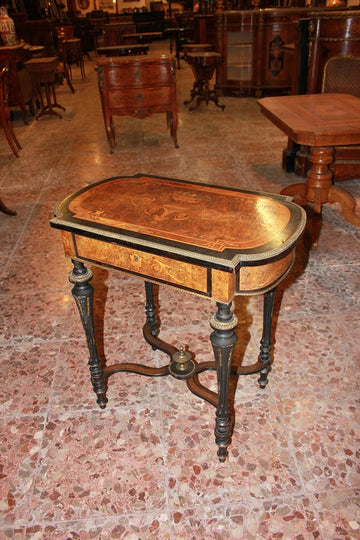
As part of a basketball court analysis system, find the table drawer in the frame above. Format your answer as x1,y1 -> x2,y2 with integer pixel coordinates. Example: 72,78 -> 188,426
73,234 -> 209,294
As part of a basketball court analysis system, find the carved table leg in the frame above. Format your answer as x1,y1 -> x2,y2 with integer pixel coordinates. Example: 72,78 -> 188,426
69,259 -> 108,409
210,302 -> 238,462
258,288 -> 276,389
328,186 -> 360,227
305,146 -> 334,215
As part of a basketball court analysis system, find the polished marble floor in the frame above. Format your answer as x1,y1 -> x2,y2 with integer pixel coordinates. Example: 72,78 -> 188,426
0,41 -> 359,539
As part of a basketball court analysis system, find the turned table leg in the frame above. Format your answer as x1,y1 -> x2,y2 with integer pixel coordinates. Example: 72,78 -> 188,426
144,281 -> 159,346
210,302 -> 238,462
258,288 -> 276,389
69,260 -> 108,409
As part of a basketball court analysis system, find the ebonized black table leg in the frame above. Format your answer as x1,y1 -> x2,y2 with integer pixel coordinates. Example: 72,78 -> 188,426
210,302 -> 238,462
69,259 -> 108,409
258,288 -> 276,389
144,281 -> 159,347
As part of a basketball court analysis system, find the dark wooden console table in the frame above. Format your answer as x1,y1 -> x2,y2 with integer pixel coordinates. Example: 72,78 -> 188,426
258,93 -> 360,245
50,174 -> 305,461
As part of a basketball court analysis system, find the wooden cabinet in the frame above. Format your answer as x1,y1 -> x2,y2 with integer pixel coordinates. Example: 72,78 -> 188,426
215,9 -> 308,97
96,56 -> 178,152
103,22 -> 136,46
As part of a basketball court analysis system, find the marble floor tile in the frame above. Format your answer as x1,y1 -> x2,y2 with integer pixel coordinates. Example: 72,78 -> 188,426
30,408 -> 166,522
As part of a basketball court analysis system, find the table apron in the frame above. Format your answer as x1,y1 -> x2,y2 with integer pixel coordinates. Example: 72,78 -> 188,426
61,231 -> 295,303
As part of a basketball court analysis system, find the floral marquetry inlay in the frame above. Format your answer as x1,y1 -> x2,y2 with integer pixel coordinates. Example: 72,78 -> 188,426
68,176 -> 291,252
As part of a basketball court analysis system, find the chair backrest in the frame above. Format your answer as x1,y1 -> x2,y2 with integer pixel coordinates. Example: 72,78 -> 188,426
322,56 -> 360,98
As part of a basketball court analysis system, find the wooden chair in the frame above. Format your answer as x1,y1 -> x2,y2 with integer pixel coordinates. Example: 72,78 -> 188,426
0,66 -> 21,158
322,56 -> 360,182
322,56 -> 360,97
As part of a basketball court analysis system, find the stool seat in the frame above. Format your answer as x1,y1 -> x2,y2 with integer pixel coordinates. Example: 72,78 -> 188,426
184,52 -> 225,111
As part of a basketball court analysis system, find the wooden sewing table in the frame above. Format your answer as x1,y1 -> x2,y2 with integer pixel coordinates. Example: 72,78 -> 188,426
258,93 -> 360,244
50,174 -> 306,461
184,52 -> 225,111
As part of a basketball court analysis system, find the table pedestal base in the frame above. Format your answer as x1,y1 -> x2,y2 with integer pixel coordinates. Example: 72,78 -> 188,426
69,260 -> 276,462
184,52 -> 225,112
281,145 -> 360,246
184,79 -> 225,112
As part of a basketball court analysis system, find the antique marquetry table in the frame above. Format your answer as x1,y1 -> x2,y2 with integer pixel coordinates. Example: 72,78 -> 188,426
50,174 -> 306,461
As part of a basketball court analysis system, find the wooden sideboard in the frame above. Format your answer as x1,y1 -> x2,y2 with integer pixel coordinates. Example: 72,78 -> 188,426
215,8 -> 310,97
103,22 -> 136,47
192,7 -> 354,98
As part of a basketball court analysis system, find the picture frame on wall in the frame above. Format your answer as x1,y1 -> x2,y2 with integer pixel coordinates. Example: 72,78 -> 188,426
78,0 -> 90,9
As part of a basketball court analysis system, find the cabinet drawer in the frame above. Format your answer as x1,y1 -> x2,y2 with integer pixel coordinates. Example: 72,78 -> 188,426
107,86 -> 172,110
106,64 -> 172,88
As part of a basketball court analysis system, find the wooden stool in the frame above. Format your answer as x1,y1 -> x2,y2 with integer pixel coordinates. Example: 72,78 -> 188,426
63,38 -> 85,80
25,57 -> 65,120
184,52 -> 225,111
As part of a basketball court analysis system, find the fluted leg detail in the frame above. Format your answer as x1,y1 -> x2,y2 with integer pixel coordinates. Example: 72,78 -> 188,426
258,288 -> 276,389
69,259 -> 108,408
210,302 -> 238,462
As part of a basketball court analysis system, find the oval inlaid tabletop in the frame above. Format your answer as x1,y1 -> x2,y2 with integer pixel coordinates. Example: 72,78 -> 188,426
52,174 -> 306,268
